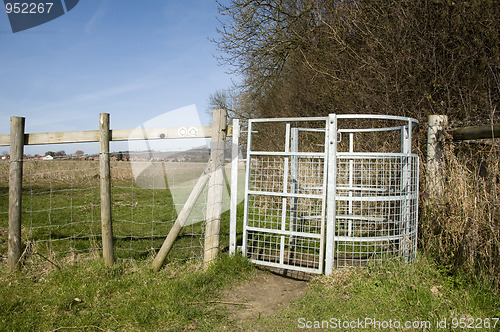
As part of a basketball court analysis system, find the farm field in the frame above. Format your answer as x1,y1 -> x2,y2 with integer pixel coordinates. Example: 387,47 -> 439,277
0,160 -> 215,263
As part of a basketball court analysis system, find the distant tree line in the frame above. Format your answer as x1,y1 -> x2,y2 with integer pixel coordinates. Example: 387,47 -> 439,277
44,150 -> 67,157
212,0 -> 499,124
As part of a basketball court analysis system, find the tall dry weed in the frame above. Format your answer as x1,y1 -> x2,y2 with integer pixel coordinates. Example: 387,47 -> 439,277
421,137 -> 499,291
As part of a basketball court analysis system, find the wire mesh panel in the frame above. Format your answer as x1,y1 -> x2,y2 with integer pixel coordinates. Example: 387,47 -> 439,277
0,155 -> 208,264
243,118 -> 328,274
111,158 -> 207,261
326,115 -> 419,272
24,166 -> 101,256
237,114 -> 419,274
334,154 -> 419,267
0,158 -> 101,260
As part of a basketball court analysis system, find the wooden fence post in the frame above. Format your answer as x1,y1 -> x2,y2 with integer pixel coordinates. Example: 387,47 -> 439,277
427,115 -> 448,198
99,113 -> 114,266
8,116 -> 25,270
204,109 -> 227,266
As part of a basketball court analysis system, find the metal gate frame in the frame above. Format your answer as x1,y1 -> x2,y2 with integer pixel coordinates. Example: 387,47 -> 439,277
229,114 -> 419,275
241,117 -> 328,274
325,114 -> 419,274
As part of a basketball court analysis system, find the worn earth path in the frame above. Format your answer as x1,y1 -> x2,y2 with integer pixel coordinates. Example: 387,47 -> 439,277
220,268 -> 310,327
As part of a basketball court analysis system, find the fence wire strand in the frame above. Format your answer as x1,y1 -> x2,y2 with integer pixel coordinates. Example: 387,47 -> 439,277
0,152 -> 209,265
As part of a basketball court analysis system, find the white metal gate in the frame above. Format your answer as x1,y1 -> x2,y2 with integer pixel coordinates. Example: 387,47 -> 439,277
241,118 -> 329,274
229,114 -> 419,274
324,115 -> 419,274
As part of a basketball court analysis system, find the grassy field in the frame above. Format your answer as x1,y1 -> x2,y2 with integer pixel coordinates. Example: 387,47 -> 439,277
0,160 -> 212,263
0,253 -> 498,331
253,254 -> 499,331
0,254 -> 255,331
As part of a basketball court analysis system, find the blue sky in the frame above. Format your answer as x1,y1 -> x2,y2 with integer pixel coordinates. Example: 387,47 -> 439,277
0,0 -> 234,155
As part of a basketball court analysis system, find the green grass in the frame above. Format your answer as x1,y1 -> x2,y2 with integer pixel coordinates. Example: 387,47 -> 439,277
0,253 -> 498,331
0,161 -> 208,263
238,254 -> 500,331
0,254 -> 255,331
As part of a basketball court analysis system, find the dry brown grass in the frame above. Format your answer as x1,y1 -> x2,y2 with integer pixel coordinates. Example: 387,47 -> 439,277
421,138 -> 499,291
0,160 -> 209,186
0,160 -> 100,187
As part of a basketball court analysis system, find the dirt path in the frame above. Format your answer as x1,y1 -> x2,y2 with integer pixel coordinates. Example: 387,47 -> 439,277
221,269 -> 310,323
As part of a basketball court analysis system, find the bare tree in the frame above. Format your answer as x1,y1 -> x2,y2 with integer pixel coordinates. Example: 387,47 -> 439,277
215,0 -> 499,123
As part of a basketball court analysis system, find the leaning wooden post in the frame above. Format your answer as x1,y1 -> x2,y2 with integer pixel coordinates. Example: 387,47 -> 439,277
152,164 -> 211,271
8,116 -> 25,270
427,115 -> 448,198
204,109 -> 227,266
99,113 -> 114,266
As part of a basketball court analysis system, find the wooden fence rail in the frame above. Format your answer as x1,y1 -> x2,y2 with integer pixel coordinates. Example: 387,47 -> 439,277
450,123 -> 500,141
2,111 -> 229,270
0,126 -> 214,146
427,114 -> 498,198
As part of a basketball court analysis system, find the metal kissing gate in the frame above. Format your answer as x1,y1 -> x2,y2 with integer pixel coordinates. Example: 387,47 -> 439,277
229,114 -> 419,274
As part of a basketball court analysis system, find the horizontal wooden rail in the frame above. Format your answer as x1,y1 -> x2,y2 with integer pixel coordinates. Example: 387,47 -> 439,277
0,126 -> 233,146
450,124 -> 499,141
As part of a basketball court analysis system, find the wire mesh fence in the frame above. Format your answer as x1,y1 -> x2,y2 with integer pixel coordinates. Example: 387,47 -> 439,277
0,110 -> 239,271
111,156 -> 207,262
0,159 -> 100,261
23,161 -> 101,257
0,154 -> 209,264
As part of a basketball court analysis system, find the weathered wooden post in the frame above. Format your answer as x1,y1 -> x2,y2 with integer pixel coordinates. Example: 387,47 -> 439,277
99,113 -> 114,266
427,115 -> 448,198
204,109 -> 227,266
8,116 -> 25,270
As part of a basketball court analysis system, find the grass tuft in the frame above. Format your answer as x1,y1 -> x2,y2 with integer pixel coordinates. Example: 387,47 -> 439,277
240,254 -> 499,331
1,253 -> 498,331
0,253 -> 254,331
